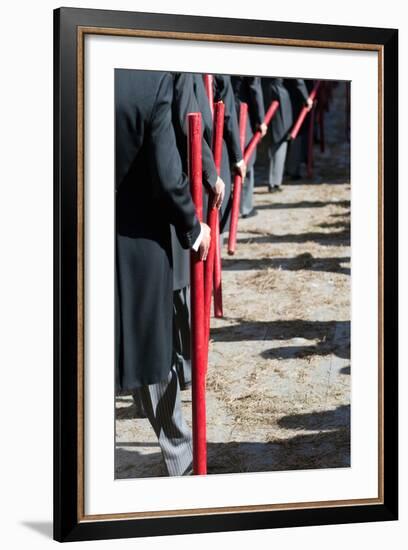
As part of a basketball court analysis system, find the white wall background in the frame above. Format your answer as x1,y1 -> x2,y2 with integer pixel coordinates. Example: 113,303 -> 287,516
0,1 -> 405,548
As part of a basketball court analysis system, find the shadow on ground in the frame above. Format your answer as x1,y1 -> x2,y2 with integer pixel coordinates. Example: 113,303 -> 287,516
211,319 -> 350,360
254,199 -> 350,211
278,404 -> 350,430
223,254 -> 350,276
339,365 -> 350,375
237,230 -> 350,247
115,404 -> 350,479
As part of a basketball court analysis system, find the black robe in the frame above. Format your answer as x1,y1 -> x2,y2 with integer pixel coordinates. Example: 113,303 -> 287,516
262,77 -> 293,146
231,76 -> 265,169
170,72 -> 218,291
115,69 -> 200,391
284,78 -> 309,122
193,73 -> 219,222
213,75 -> 242,233
301,79 -> 317,162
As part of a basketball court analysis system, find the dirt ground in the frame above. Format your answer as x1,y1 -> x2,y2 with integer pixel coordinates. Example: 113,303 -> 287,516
115,82 -> 350,478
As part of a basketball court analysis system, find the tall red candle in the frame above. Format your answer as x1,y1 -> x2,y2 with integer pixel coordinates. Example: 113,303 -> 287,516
188,112 -> 207,475
228,102 -> 248,256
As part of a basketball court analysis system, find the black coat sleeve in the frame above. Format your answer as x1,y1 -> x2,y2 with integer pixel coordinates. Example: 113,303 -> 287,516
214,75 -> 242,165
247,77 -> 265,129
202,135 -> 218,190
173,73 -> 218,192
295,78 -> 310,104
149,74 -> 200,249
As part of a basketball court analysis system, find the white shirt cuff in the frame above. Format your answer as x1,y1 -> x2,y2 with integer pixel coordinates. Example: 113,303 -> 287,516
191,225 -> 203,251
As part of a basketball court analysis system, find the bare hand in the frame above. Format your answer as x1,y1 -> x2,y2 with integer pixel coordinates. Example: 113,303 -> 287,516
234,159 -> 247,181
198,222 -> 211,261
258,122 -> 268,137
212,176 -> 225,210
306,97 -> 314,111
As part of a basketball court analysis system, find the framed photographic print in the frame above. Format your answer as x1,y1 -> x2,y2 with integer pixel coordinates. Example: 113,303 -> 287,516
53,7 -> 398,542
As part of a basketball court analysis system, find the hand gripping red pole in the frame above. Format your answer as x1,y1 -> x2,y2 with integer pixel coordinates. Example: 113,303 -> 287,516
243,100 -> 279,165
187,112 -> 207,475
289,80 -> 321,140
227,103 -> 248,256
204,101 -> 224,334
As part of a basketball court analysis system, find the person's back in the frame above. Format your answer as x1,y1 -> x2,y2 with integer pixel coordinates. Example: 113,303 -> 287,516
115,69 -> 199,246
115,69 -> 159,190
115,69 -> 210,477
261,78 -> 293,191
230,75 -> 265,218
115,68 -> 201,391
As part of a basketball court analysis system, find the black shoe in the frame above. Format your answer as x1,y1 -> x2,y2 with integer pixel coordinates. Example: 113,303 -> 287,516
132,392 -> 147,418
268,185 -> 282,193
242,208 -> 258,219
182,462 -> 193,476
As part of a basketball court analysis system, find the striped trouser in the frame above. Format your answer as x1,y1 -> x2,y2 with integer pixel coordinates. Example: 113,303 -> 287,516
268,140 -> 288,188
135,364 -> 193,476
240,166 -> 255,216
173,286 -> 192,390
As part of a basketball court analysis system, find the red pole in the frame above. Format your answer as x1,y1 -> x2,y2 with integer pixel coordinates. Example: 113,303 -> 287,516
243,100 -> 279,165
187,112 -> 207,475
213,209 -> 223,317
204,74 -> 223,320
203,74 -> 214,119
289,80 -> 321,140
204,101 -> 224,333
227,102 -> 248,256
203,74 -> 215,331
307,103 -> 316,178
227,100 -> 279,256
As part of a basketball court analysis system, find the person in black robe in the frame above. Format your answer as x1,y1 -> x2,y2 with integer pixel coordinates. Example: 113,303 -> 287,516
262,77 -> 292,191
115,69 -> 210,476
213,75 -> 246,234
284,78 -> 313,179
301,79 -> 318,173
169,72 -> 224,391
231,76 -> 266,218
